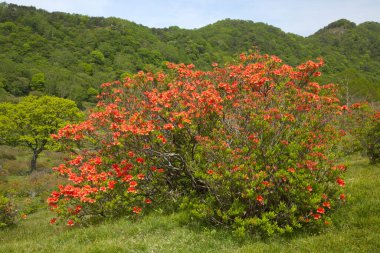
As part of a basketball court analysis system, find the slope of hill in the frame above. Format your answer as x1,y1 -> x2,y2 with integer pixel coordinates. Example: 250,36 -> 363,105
0,3 -> 379,104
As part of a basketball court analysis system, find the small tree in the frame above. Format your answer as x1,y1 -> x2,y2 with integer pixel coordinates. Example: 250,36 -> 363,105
0,95 -> 82,172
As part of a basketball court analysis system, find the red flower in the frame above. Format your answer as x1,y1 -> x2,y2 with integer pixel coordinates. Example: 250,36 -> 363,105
306,185 -> 313,192
136,157 -> 145,164
340,194 -> 346,200
287,168 -> 295,173
74,205 -> 82,214
67,220 -> 75,226
317,207 -> 325,214
129,181 -> 138,187
122,174 -> 133,182
207,170 -> 214,175
108,180 -> 116,189
323,202 -> 331,209
157,168 -> 165,173
157,135 -> 167,144
313,213 -> 321,220
50,218 -> 57,224
93,157 -> 102,165
144,198 -> 152,204
336,178 -> 345,187
137,174 -> 145,180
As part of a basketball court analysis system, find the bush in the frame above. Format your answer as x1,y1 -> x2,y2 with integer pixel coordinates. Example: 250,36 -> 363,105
49,53 -> 346,235
343,104 -> 380,163
0,193 -> 16,228
367,112 -> 380,164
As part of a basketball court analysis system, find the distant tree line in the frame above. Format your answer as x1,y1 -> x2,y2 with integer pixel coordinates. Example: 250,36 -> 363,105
0,2 -> 379,105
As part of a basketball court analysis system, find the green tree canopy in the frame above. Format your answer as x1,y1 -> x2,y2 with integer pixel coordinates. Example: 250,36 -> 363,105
0,95 -> 83,172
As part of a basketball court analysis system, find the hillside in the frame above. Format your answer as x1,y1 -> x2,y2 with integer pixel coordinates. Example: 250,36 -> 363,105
0,3 -> 380,104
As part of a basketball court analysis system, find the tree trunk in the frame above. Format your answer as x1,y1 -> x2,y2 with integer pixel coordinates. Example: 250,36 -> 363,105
30,150 -> 39,173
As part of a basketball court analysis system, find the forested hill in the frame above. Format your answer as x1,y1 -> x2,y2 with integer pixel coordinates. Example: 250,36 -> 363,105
1,2 -> 380,105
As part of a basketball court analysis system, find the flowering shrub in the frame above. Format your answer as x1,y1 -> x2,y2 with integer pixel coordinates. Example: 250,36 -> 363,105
48,53 -> 346,235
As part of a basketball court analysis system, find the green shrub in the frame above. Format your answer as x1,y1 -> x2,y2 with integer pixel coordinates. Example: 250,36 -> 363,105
367,114 -> 380,164
0,193 -> 16,228
344,104 -> 380,163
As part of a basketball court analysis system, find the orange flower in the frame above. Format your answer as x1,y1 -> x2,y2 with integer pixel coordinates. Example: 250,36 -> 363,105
287,168 -> 295,173
207,170 -> 214,175
317,207 -> 325,214
127,187 -> 137,193
163,123 -> 174,130
256,195 -> 264,203
133,206 -> 142,214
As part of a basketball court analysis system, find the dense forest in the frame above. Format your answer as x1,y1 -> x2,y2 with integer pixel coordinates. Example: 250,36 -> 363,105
0,2 -> 380,106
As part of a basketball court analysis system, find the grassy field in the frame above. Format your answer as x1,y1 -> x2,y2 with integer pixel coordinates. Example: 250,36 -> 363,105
0,155 -> 379,253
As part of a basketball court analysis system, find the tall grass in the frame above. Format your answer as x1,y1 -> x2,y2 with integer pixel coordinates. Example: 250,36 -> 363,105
0,155 -> 379,253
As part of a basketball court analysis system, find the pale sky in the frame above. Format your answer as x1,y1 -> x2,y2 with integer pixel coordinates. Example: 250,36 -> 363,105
3,0 -> 380,36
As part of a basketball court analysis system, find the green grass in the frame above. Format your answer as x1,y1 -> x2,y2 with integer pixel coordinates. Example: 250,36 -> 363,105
0,155 -> 379,253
